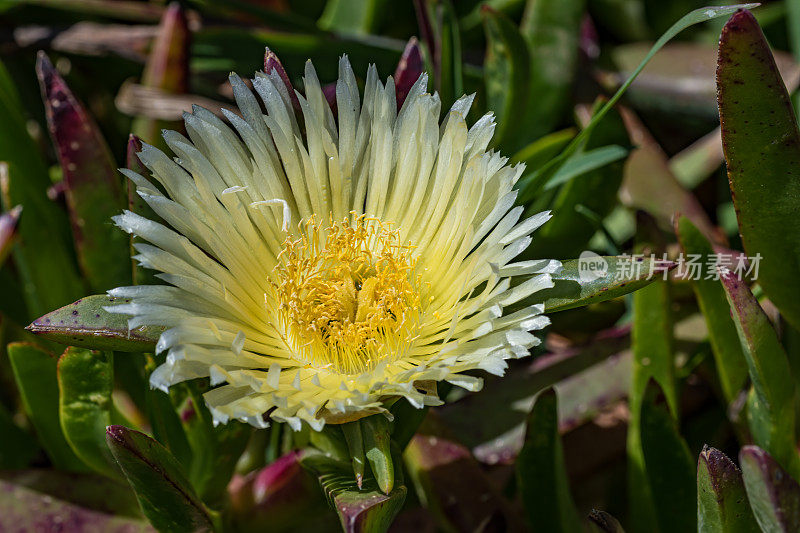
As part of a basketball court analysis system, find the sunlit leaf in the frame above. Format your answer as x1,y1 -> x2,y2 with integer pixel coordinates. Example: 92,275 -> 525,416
718,8 -> 800,331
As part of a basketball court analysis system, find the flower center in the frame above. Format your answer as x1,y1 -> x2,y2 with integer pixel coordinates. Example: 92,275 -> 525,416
273,215 -> 421,374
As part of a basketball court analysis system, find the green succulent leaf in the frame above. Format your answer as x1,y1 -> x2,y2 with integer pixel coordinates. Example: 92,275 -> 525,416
718,269 -> 800,480
638,389 -> 696,531
740,445 -> 800,532
26,294 -> 163,352
7,342 -> 86,471
697,446 -> 759,533
516,388 -> 581,532
58,347 -> 120,478
530,256 -> 676,313
106,425 -> 217,533
627,267 -> 681,530
676,216 -> 748,402
481,5 -> 530,147
516,0 -> 585,148
301,451 -> 406,533
717,8 -> 800,331
362,415 -> 394,495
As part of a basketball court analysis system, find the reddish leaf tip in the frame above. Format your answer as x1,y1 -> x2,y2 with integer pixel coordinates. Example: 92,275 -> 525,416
105,424 -> 127,441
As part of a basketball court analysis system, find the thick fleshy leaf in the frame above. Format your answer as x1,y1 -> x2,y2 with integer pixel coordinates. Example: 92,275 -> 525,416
697,446 -> 759,532
404,433 -> 521,531
0,204 -> 21,267
516,388 -> 582,532
529,256 -> 676,313
718,9 -> 800,331
7,342 -> 86,471
0,479 -> 153,533
481,6 -> 529,148
263,46 -> 300,109
0,63 -> 84,319
740,445 -> 800,532
26,294 -> 164,352
342,421 -> 366,488
58,347 -> 119,478
638,389 -> 696,531
301,452 -> 406,533
36,52 -> 130,293
627,263 -> 677,530
106,425 -> 216,533
394,37 -> 424,109
676,216 -> 747,402
131,2 -> 190,148
0,469 -> 142,518
718,269 -> 800,480
362,415 -> 394,495
516,0 -> 585,148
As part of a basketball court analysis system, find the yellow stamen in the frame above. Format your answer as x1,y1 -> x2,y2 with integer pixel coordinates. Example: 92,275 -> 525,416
273,214 -> 421,374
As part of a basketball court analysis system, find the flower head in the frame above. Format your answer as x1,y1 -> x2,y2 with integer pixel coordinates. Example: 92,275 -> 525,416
109,56 -> 559,430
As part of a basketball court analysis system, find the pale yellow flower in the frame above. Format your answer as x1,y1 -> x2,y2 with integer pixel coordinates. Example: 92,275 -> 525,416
108,56 -> 558,430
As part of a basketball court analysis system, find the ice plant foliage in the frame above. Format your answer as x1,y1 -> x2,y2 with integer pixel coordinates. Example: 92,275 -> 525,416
108,56 -> 558,430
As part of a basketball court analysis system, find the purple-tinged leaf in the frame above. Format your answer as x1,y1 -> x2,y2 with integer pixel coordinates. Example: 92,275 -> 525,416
132,2 -> 191,147
740,445 -> 800,531
0,479 -> 153,532
322,82 -> 337,115
0,204 -> 21,267
140,3 -> 189,94
404,432 -> 523,532
36,51 -> 130,293
26,294 -> 163,352
0,470 -> 142,518
264,46 -> 300,109
228,451 -> 326,531
676,216 -> 748,403
301,452 -> 406,533
718,9 -> 800,331
697,445 -> 758,532
106,425 -> 216,533
718,268 -> 800,480
394,37 -> 424,109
